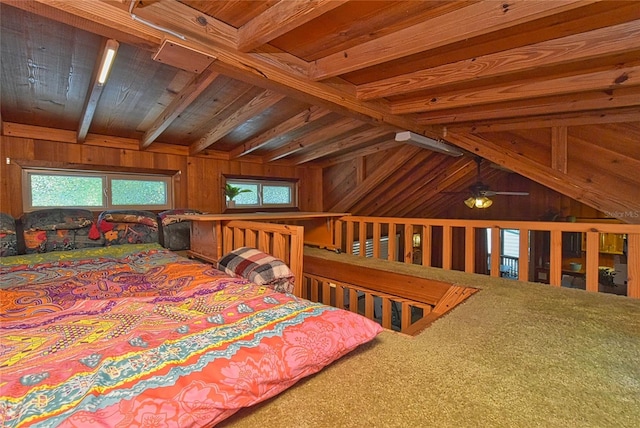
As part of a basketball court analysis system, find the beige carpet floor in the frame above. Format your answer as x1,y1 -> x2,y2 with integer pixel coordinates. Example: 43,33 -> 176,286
219,250 -> 640,428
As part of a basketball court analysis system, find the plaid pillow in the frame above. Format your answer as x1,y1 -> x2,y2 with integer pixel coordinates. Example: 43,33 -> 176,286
217,247 -> 295,294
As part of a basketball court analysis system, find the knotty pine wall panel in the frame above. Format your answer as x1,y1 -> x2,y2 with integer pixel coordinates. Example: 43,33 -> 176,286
323,157 -> 357,210
0,136 -> 321,217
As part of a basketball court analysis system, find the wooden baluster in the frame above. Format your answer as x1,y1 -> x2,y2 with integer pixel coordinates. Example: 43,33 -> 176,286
373,222 -> 381,259
585,231 -> 599,293
346,221 -> 354,255
404,223 -> 413,264
388,223 -> 397,261
549,229 -> 562,287
365,294 -> 374,319
359,221 -> 367,257
518,228 -> 530,281
401,301 -> 412,332
465,226 -> 475,273
442,225 -> 453,270
627,233 -> 639,298
491,227 -> 501,277
382,297 -> 392,329
422,225 -> 431,267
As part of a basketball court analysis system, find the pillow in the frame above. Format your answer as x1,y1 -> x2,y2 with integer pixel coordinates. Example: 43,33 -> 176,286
97,210 -> 158,246
99,211 -> 158,228
217,247 -> 295,294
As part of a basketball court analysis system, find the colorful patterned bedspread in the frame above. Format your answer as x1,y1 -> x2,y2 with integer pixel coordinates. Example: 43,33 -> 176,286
0,244 -> 382,427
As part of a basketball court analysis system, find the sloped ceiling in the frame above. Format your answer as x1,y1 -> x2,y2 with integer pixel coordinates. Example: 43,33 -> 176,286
1,1 -> 639,222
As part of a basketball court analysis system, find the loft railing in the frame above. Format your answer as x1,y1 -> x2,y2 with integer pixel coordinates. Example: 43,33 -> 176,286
333,216 -> 640,299
492,255 -> 519,279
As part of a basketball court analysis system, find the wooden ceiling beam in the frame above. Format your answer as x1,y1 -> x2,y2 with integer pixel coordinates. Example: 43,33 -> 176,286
229,106 -> 332,159
2,122 -> 267,162
445,132 -> 640,224
288,126 -> 392,165
4,0 -> 162,50
392,64 -> 640,114
448,107 -> 640,133
190,90 -> 285,156
120,0 -> 438,138
551,126 -> 568,174
237,0 -> 347,52
128,0 -> 237,48
309,0 -> 597,80
23,0 -> 439,138
569,133 -> 640,182
417,86 -> 640,125
140,67 -> 220,149
328,146 -> 422,213
357,20 -> 640,100
263,117 -> 362,162
77,38 -> 120,143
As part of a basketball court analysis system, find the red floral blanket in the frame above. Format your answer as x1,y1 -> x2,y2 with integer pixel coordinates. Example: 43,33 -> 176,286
0,244 -> 382,427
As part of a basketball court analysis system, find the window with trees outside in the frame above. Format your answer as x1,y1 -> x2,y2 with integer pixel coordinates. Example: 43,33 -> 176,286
22,169 -> 174,211
225,177 -> 297,209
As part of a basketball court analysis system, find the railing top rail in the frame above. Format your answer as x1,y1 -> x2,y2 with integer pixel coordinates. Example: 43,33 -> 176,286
338,216 -> 640,234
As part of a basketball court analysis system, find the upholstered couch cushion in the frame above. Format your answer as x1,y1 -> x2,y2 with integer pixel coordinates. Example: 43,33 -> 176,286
0,213 -> 18,257
98,210 -> 159,246
21,209 -> 103,253
158,209 -> 201,251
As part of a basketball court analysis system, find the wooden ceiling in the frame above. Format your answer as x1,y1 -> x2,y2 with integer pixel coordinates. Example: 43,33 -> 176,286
1,1 -> 639,222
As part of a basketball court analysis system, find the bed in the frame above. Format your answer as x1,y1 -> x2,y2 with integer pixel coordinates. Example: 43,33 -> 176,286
0,233 -> 382,426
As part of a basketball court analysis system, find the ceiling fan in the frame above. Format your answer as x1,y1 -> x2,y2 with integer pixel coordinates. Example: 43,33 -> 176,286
463,157 -> 529,208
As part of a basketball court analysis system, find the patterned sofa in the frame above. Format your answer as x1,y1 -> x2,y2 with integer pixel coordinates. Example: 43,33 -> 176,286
0,208 -> 199,256
158,209 -> 201,251
0,213 -> 18,257
22,208 -> 105,253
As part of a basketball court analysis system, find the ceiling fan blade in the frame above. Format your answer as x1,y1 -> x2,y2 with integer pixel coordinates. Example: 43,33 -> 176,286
492,191 -> 530,196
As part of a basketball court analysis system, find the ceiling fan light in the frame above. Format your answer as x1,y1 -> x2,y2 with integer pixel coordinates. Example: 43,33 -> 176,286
464,197 -> 476,208
476,196 -> 493,208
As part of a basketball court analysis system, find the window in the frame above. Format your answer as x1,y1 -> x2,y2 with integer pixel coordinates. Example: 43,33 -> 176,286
225,177 -> 297,209
23,169 -> 174,211
487,228 -> 520,279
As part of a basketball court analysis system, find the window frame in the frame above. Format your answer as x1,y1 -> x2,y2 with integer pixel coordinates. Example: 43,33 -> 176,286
224,176 -> 298,211
22,168 -> 175,212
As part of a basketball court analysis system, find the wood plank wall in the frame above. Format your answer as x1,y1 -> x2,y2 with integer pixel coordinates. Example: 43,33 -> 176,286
0,135 -> 322,217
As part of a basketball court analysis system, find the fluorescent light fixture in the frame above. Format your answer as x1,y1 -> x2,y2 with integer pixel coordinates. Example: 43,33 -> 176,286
97,40 -> 119,86
395,131 -> 463,157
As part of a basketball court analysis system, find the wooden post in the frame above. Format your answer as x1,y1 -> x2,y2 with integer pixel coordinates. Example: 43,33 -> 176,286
518,228 -> 530,282
405,223 -> 414,263
359,221 -> 367,257
585,231 -> 600,293
422,225 -> 431,267
388,223 -> 397,262
442,225 -> 453,270
491,227 -> 501,277
627,233 -> 639,298
465,226 -> 475,273
373,222 -> 381,259
550,229 -> 562,287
